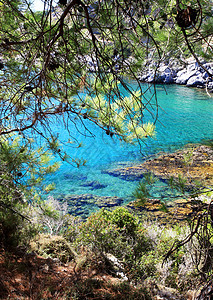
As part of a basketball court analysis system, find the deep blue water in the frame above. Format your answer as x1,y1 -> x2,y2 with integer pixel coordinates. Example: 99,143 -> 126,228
45,84 -> 213,209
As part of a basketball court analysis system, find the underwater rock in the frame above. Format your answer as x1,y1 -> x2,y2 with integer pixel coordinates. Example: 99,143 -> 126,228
58,145 -> 213,222
103,165 -> 146,181
105,145 -> 213,187
103,144 -> 213,224
95,196 -> 123,208
80,181 -> 107,190
62,194 -> 124,218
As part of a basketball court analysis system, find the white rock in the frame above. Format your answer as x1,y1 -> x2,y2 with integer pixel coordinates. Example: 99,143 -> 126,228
186,75 -> 205,87
202,71 -> 211,79
207,82 -> 213,89
203,62 -> 213,69
146,73 -> 155,82
176,69 -> 187,78
187,63 -> 197,72
176,70 -> 199,84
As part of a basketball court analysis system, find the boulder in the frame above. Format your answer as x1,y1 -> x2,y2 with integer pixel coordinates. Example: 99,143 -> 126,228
175,70 -> 199,85
64,194 -> 124,217
202,71 -> 210,79
186,74 -> 205,87
207,81 -> 213,89
139,73 -> 149,81
139,58 -> 212,88
203,62 -> 213,70
175,72 -> 190,85
159,66 -> 176,83
187,62 -> 198,72
207,81 -> 213,92
146,73 -> 155,83
176,69 -> 187,78
104,253 -> 128,280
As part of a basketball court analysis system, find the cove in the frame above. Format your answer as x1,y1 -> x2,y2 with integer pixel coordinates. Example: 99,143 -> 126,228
45,84 -> 213,216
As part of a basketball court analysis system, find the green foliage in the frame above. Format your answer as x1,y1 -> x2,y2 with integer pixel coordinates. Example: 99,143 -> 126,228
0,135 -> 59,249
74,209 -> 120,254
133,181 -> 150,205
0,0 -> 211,151
72,208 -> 155,281
0,2 -> 211,293
134,170 -> 192,207
64,277 -> 152,300
105,207 -> 138,235
65,208 -> 199,289
170,174 -> 188,194
159,202 -> 169,212
182,148 -> 194,168
133,172 -> 157,205
0,136 -> 59,196
30,234 -> 77,263
0,201 -> 37,250
5,0 -> 211,149
34,196 -> 82,238
0,0 -> 159,145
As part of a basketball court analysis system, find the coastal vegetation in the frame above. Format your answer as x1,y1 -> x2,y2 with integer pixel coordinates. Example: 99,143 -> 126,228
0,0 -> 213,298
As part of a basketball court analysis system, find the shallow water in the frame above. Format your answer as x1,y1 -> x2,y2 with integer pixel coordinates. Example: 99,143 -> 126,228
45,84 -> 213,214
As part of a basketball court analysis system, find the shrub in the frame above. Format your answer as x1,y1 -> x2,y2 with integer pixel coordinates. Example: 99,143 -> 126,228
107,207 -> 138,235
67,208 -> 198,290
0,196 -> 38,250
0,136 -> 59,251
74,209 -> 120,255
72,208 -> 155,282
33,196 -> 73,235
30,234 -> 77,263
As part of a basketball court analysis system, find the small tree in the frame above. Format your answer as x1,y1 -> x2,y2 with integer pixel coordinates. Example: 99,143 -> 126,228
35,196 -> 70,235
0,135 -> 59,249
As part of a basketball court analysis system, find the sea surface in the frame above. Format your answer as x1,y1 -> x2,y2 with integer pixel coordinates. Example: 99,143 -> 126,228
44,83 -> 213,214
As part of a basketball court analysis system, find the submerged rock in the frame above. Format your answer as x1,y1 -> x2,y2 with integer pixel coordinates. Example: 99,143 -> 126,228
103,165 -> 146,181
63,173 -> 88,181
63,194 -> 124,218
80,180 -> 107,190
58,144 -> 213,223
126,198 -> 194,225
95,196 -> 123,208
105,145 -> 213,187
103,144 -> 213,224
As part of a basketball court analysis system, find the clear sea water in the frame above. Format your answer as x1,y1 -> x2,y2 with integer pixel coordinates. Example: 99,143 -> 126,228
44,83 -> 213,214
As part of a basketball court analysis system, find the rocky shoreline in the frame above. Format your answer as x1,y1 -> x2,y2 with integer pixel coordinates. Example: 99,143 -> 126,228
84,53 -> 213,91
105,144 -> 213,186
62,144 -> 213,224
62,192 -> 195,225
138,57 -> 213,91
103,144 -> 213,224
127,198 -> 194,225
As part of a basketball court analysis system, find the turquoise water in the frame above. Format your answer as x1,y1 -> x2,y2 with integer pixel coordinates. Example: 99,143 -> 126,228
45,84 -> 213,212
